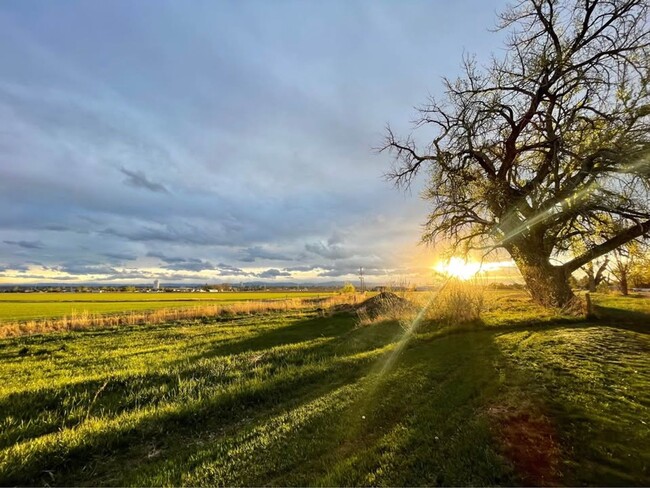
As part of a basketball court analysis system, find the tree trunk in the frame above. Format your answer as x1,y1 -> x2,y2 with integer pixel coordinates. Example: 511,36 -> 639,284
519,263 -> 575,308
619,271 -> 628,296
586,267 -> 596,292
588,276 -> 596,292
508,243 -> 575,308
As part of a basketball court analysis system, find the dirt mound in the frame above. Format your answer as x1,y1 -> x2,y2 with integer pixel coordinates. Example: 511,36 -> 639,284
356,292 -> 416,319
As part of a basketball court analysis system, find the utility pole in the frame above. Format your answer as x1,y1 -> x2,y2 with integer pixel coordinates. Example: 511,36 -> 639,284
359,267 -> 365,293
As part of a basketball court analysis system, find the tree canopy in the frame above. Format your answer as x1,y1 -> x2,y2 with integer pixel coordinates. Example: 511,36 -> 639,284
383,0 -> 650,307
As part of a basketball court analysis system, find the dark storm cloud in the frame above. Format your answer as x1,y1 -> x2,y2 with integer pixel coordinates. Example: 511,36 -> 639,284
120,167 -> 169,194
3,240 -> 44,249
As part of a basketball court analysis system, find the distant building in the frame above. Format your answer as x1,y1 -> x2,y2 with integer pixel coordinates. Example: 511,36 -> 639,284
153,279 -> 160,290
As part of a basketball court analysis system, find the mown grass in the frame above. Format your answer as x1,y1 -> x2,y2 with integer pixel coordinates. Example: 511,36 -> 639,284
0,292 -> 648,486
0,291 -> 335,322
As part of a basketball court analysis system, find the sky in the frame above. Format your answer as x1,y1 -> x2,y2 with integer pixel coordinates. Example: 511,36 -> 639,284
0,0 -> 519,285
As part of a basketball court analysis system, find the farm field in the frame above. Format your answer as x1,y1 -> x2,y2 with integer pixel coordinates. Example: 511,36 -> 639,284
0,291 -> 647,486
0,292 -> 335,322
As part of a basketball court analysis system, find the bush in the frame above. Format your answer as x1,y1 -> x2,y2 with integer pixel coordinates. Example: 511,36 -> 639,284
340,282 -> 356,294
429,279 -> 485,325
355,280 -> 485,330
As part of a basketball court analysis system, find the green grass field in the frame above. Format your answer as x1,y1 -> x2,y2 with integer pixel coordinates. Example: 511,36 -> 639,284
0,292 -> 648,486
0,292 -> 334,322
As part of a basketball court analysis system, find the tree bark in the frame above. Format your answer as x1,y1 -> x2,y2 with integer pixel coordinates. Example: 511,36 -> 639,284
508,242 -> 575,308
519,263 -> 575,308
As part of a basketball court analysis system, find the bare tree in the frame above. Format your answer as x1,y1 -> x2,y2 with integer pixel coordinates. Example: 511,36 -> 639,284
583,257 -> 609,292
610,239 -> 645,294
382,0 -> 650,307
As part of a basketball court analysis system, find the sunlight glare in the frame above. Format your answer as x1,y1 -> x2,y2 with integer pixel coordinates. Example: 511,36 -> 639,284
434,257 -> 481,280
433,258 -> 516,280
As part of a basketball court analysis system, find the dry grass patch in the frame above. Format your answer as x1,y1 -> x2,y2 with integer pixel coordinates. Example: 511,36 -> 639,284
0,293 -> 365,338
356,280 -> 485,328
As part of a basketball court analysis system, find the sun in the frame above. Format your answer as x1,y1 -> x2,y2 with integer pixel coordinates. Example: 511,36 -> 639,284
433,257 -> 482,280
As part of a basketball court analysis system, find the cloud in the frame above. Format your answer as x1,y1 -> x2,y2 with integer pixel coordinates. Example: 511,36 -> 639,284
256,268 -> 292,279
120,167 -> 169,193
146,251 -> 253,275
239,246 -> 294,263
0,272 -> 79,281
102,225 -> 219,246
0,1 -> 505,284
317,265 -> 386,278
100,269 -> 205,282
284,264 -> 323,272
56,263 -> 120,275
215,263 -> 253,276
3,240 -> 44,249
43,224 -> 70,231
0,263 -> 31,272
305,241 -> 353,260
147,253 -> 215,272
161,260 -> 215,272
327,231 -> 345,246
146,251 -> 187,264
103,252 -> 137,261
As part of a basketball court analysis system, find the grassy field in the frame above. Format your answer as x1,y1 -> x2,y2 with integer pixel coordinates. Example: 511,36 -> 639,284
0,291 -> 648,486
0,292 -> 334,322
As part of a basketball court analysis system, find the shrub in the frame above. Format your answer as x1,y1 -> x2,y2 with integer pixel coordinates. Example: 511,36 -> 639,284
429,279 -> 485,325
355,280 -> 485,330
340,282 -> 356,294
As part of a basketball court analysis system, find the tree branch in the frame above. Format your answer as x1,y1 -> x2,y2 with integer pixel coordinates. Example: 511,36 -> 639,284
563,219 -> 650,271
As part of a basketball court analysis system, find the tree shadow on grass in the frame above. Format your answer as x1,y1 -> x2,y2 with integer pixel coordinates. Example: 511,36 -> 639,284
180,312 -> 357,360
0,314 -> 406,487
81,330 -> 506,487
421,302 -> 650,341
591,304 -> 650,333
4,308 -> 648,486
298,329 -> 511,486
1,358 -> 374,486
